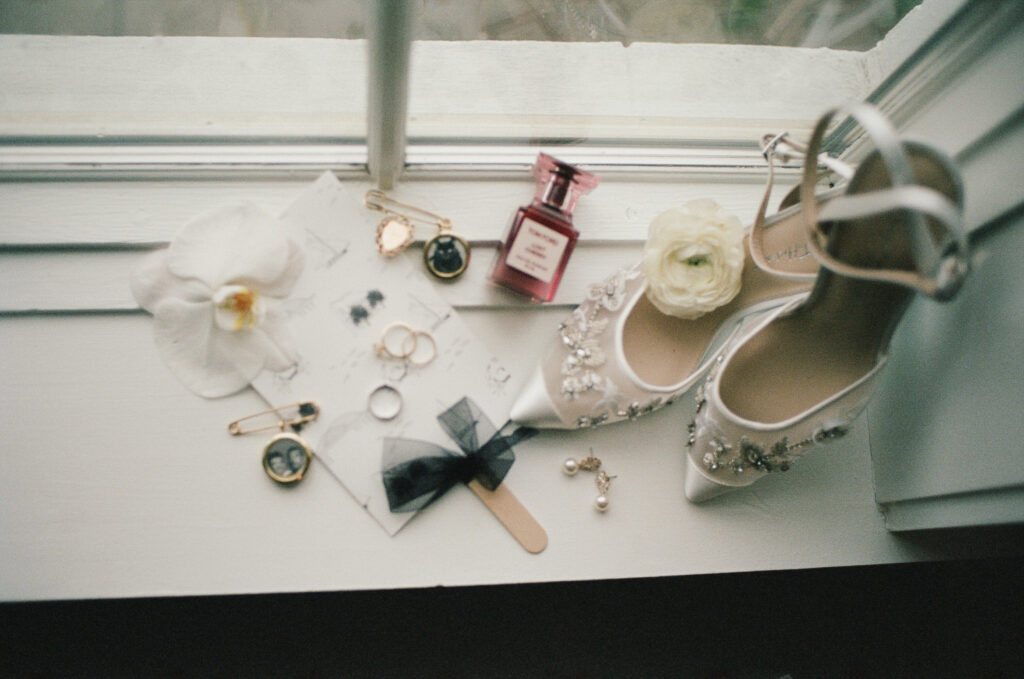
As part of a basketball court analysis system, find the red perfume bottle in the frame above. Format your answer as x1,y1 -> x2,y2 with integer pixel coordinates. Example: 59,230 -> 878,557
489,153 -> 599,302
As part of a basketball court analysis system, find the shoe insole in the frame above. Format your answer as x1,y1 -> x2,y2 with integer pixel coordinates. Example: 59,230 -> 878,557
624,202 -> 818,388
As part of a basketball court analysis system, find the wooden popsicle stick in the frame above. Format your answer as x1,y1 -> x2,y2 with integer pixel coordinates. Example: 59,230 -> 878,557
467,479 -> 548,554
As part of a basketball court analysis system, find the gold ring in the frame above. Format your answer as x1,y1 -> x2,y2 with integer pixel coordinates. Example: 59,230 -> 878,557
374,322 -> 417,360
407,330 -> 437,366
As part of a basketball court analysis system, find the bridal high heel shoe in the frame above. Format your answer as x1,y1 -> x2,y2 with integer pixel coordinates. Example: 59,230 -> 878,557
684,103 -> 971,502
510,138 -> 849,430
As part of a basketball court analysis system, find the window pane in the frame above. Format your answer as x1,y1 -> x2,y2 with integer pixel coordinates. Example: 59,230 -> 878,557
0,0 -> 366,39
409,0 -> 923,51
401,0 -> 929,148
0,1 -> 368,145
0,1 -> 922,49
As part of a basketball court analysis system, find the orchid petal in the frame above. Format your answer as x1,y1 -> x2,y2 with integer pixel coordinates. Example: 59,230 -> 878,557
253,308 -> 298,371
167,203 -> 291,290
250,237 -> 306,298
209,325 -> 286,387
152,297 -> 257,398
130,248 -> 212,313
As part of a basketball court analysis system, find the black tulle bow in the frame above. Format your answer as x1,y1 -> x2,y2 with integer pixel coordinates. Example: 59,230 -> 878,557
382,397 -> 537,513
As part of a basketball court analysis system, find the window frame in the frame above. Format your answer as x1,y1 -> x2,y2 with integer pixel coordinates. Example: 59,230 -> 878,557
0,0 -> 969,185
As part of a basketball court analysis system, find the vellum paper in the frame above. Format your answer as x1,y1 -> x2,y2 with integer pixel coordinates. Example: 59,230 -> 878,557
251,172 -> 516,535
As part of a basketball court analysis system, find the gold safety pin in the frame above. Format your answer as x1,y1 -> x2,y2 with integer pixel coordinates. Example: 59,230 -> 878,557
363,189 -> 453,231
228,401 -> 320,436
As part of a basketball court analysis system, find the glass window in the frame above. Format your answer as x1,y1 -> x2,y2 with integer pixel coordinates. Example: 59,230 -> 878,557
0,0 -> 370,38
0,1 -> 369,153
403,1 -> 926,151
408,1 -> 922,49
0,0 -> 921,48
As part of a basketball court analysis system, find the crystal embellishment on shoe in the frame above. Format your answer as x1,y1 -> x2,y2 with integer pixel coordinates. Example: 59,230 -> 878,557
687,414 -> 856,492
511,262 -> 695,429
555,265 -> 675,422
559,309 -> 608,400
589,265 -> 631,312
688,372 -> 851,477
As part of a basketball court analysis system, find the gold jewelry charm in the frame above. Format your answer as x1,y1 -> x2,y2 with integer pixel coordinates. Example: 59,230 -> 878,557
423,225 -> 470,280
561,450 -> 614,512
228,402 -> 320,485
363,189 -> 470,279
376,215 -> 415,258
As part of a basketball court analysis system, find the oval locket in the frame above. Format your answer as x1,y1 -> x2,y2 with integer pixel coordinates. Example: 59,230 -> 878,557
423,230 -> 470,279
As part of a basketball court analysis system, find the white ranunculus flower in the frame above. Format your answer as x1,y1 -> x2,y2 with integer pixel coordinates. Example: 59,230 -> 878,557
642,199 -> 745,320
130,203 -> 305,398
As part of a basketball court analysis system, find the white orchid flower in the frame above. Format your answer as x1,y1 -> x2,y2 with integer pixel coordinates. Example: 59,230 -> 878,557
130,203 -> 305,398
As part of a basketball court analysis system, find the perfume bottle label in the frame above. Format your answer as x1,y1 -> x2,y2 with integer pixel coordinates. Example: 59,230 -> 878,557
505,218 -> 570,284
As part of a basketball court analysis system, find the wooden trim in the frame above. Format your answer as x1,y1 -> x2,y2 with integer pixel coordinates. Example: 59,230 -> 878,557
828,0 -> 1024,156
880,488 -> 1024,532
0,35 -> 866,144
366,0 -> 412,187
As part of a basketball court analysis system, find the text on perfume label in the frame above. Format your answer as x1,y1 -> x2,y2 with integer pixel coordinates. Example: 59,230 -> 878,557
505,218 -> 570,283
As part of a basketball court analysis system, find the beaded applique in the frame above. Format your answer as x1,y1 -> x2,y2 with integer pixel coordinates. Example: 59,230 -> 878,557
689,422 -> 849,475
687,371 -> 850,475
557,265 -> 680,429
559,308 -> 608,400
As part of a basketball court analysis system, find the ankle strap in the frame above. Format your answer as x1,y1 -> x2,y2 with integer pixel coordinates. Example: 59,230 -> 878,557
764,133 -> 855,182
800,103 -> 970,300
748,132 -> 847,281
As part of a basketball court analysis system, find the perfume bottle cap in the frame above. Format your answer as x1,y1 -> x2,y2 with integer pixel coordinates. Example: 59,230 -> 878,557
532,153 -> 599,215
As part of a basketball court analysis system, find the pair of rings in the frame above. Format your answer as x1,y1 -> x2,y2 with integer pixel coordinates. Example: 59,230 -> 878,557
374,322 -> 437,366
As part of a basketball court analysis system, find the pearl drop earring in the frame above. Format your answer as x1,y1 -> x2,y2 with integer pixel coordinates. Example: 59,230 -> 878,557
594,470 -> 611,512
561,450 -> 614,512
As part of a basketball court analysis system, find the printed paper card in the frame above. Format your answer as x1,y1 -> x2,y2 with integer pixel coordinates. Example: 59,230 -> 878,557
251,172 -> 515,535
